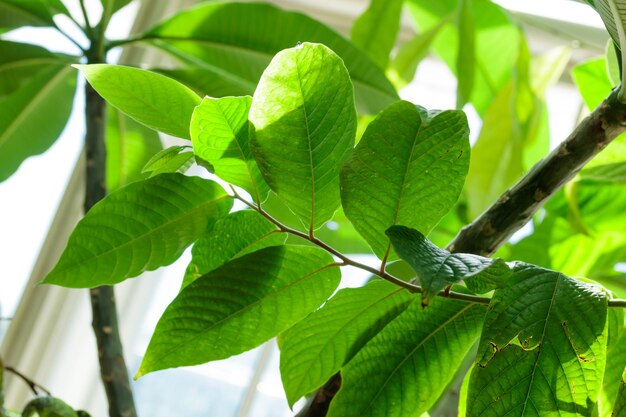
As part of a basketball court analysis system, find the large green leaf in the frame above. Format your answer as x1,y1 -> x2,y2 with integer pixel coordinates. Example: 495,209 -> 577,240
43,174 -> 232,288
75,64 -> 201,139
138,245 -> 340,376
407,0 -> 520,115
0,0 -> 68,31
599,310 -> 626,417
140,1 -> 398,114
614,369 -> 626,417
0,63 -> 76,182
351,0 -> 404,68
190,96 -> 268,203
106,107 -> 163,191
387,225 -> 511,305
341,100 -> 469,259
250,43 -> 357,231
278,280 -> 413,407
328,293 -> 486,417
466,264 -> 609,417
182,210 -> 286,288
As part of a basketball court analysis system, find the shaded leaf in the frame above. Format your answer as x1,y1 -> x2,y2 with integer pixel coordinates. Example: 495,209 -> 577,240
387,225 -> 511,305
182,210 -> 286,288
138,245 -> 340,376
43,174 -> 232,287
614,369 -> 626,417
250,43 -> 357,230
598,309 -> 626,417
190,96 -> 268,203
106,107 -> 163,191
21,397 -> 77,417
142,145 -> 194,177
278,280 -> 413,406
141,1 -> 398,113
328,293 -> 486,417
0,62 -> 76,182
0,0 -> 68,31
341,100 -> 469,259
467,264 -> 609,417
351,0 -> 404,68
75,64 -> 201,139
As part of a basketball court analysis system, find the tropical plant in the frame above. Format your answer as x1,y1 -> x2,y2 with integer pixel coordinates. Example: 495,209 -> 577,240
3,0 -> 626,417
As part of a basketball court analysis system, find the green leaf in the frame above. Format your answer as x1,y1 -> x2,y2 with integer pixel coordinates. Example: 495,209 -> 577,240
142,146 -> 195,177
466,264 -> 609,417
599,310 -> 626,417
278,280 -> 413,407
250,43 -> 357,231
351,0 -> 404,68
138,245 -> 340,376
100,0 -> 133,27
106,107 -> 163,191
182,210 -> 286,288
582,162 -> 626,183
42,174 -> 232,288
341,101 -> 469,259
328,294 -> 486,417
21,397 -> 77,417
0,0 -> 68,31
0,63 -> 76,182
75,64 -> 201,139
456,0 -> 475,109
386,226 -> 510,305
613,369 -> 626,417
190,96 -> 268,203
607,40 -> 621,86
141,1 -> 398,114
572,58 -> 614,111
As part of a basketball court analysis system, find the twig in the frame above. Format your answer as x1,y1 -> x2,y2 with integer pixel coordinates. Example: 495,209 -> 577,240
3,366 -> 51,396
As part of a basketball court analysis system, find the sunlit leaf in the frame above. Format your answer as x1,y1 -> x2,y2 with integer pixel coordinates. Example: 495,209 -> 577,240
351,0 -> 404,68
142,145 -> 195,177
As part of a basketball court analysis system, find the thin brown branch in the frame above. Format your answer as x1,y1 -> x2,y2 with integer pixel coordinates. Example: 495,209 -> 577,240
3,366 -> 51,397
447,89 -> 626,256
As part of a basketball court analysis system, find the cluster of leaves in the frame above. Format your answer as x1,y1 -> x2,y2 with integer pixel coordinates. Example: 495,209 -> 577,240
5,0 -> 626,416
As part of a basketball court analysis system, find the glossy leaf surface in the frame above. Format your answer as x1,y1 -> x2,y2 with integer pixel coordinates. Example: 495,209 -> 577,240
341,101 -> 469,259
43,174 -> 232,287
279,280 -> 413,406
250,43 -> 357,230
139,245 -> 340,376
182,210 -> 286,288
467,264 -> 609,417
76,64 -> 201,139
328,294 -> 486,417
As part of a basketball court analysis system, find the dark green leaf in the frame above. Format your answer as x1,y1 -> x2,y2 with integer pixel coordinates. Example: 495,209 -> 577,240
106,107 -> 163,191
138,245 -> 340,376
328,294 -> 486,417
466,264 -> 609,417
190,96 -> 268,203
43,174 -> 232,287
141,2 -> 398,113
341,100 -> 469,259
21,397 -> 77,417
141,146 -> 194,177
182,210 -> 286,288
0,0 -> 68,31
351,0 -> 404,68
278,280 -> 413,406
387,225 -> 510,305
0,62 -> 76,182
75,64 -> 201,139
250,43 -> 357,230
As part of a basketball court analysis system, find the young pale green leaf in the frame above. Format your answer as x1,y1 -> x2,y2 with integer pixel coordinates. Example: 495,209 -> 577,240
75,64 -> 201,139
106,107 -> 163,191
613,369 -> 626,417
138,245 -> 340,376
351,0 -> 404,68
328,294 -> 486,417
191,96 -> 268,203
43,174 -> 232,288
142,146 -> 195,177
387,226 -> 510,305
278,280 -> 413,407
466,264 -> 609,417
21,396 -> 77,417
141,1 -> 398,114
341,101 -> 469,259
572,58 -> 614,111
456,0 -> 475,109
0,0 -> 68,31
0,63 -> 76,182
182,210 -> 286,288
250,42 -> 357,231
